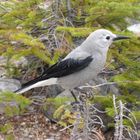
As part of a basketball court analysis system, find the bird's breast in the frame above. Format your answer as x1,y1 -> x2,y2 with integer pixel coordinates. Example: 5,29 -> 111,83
89,53 -> 106,72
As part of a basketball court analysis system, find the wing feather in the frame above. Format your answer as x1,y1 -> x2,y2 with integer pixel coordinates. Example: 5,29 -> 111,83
22,56 -> 93,88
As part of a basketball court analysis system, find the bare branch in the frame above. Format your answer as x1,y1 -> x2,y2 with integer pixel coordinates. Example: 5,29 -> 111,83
113,95 -> 119,140
79,80 -> 139,89
118,100 -> 124,140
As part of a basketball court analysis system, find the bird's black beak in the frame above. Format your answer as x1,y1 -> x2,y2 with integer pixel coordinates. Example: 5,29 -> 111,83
113,35 -> 130,41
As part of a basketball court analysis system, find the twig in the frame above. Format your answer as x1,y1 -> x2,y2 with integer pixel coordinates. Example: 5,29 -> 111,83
90,105 -> 107,113
83,102 -> 90,140
0,4 -> 10,12
113,95 -> 119,140
123,114 -> 137,131
65,0 -> 72,19
79,80 -> 139,89
41,15 -> 54,22
60,124 -> 73,131
123,106 -> 137,123
70,111 -> 81,140
90,129 -> 104,140
118,100 -> 124,140
89,115 -> 104,127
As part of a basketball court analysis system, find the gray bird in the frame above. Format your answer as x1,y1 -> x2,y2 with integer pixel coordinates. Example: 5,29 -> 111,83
16,29 -> 129,97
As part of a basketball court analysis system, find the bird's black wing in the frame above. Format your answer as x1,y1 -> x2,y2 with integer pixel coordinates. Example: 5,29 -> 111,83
22,56 -> 93,87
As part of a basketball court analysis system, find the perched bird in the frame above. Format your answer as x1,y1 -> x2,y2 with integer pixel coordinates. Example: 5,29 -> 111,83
16,29 -> 129,97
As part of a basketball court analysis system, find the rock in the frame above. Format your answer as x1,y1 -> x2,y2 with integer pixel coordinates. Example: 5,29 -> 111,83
57,89 -> 72,98
127,23 -> 140,37
0,67 -> 6,78
39,1 -> 52,10
0,101 -> 19,114
39,35 -> 48,41
125,18 -> 139,25
0,56 -> 28,68
125,18 -> 140,36
12,56 -> 28,67
30,85 -> 64,98
45,85 -> 64,97
92,77 -> 119,96
0,78 -> 21,92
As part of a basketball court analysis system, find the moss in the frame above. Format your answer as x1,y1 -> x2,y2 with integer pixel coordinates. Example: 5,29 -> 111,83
56,26 -> 97,37
0,91 -> 31,116
93,95 -> 113,108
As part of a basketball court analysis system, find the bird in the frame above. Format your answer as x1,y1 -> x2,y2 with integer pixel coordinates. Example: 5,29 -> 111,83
15,29 -> 130,98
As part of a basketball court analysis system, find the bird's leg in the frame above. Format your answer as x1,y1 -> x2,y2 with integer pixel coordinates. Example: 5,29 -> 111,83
70,89 -> 78,102
70,89 -> 83,111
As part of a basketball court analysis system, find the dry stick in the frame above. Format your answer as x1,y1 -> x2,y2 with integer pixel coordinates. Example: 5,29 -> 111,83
70,110 -> 81,140
123,114 -> 139,140
90,129 -> 104,140
83,102 -> 90,140
41,15 -> 54,22
123,106 -> 137,123
90,105 -> 107,113
113,97 -> 139,140
123,126 -> 135,140
124,125 -> 139,140
53,32 -> 60,48
123,115 -> 136,129
59,4 -> 74,27
65,0 -> 72,24
0,5 -> 9,12
87,104 -> 104,139
79,82 -> 117,89
79,80 -> 139,89
113,95 -> 119,140
60,124 -> 73,131
53,0 -> 60,18
66,0 -> 71,15
118,100 -> 124,140
89,115 -> 104,127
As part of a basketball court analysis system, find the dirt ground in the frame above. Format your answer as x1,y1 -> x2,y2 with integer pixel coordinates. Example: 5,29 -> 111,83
0,112 -> 70,140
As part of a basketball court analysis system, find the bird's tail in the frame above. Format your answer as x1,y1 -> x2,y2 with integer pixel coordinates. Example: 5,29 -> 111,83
15,78 -> 57,94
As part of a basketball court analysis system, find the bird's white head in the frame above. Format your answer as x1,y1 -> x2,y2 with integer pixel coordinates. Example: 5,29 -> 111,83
90,29 -> 116,48
82,29 -> 130,54
89,29 -> 129,48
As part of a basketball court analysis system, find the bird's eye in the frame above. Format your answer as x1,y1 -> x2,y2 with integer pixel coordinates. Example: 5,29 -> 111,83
106,36 -> 110,40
